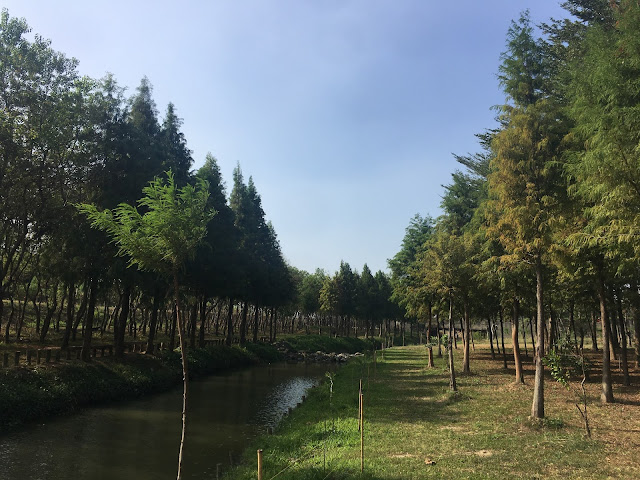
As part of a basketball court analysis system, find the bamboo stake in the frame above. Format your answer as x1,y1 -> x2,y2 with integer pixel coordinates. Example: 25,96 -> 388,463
358,379 -> 362,431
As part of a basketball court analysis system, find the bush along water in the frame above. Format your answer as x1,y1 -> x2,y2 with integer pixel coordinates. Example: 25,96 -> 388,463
0,343 -> 282,431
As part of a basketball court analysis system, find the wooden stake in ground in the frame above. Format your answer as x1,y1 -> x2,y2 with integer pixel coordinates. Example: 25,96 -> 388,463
358,379 -> 362,431
257,449 -> 263,480
360,390 -> 364,473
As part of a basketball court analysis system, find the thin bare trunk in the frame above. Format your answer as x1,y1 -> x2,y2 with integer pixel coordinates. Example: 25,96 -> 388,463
427,301 -> 434,368
615,289 -> 630,386
225,298 -> 234,345
81,278 -> 98,362
173,271 -> 189,480
512,295 -> 523,384
462,300 -> 470,374
531,258 -> 545,420
597,270 -> 614,403
448,294 -> 457,392
499,308 -> 507,369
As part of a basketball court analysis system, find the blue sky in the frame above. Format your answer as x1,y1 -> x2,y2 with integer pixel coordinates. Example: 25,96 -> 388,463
3,1 -> 571,275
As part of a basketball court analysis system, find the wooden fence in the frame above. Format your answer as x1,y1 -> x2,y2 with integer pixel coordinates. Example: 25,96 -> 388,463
0,336 -> 270,369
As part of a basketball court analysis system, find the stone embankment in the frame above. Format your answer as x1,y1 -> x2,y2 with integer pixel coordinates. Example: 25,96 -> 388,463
274,341 -> 364,363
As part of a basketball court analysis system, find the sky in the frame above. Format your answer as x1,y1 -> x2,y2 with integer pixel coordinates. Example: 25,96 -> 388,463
2,0 -> 571,275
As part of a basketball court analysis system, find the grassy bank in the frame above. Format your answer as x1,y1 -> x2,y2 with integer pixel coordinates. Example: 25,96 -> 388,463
0,342 -> 281,431
0,335 -> 377,432
225,345 -> 640,480
277,334 -> 380,354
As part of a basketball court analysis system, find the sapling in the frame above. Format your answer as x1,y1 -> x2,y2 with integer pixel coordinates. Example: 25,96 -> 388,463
543,335 -> 592,438
79,171 -> 214,480
325,371 -> 335,432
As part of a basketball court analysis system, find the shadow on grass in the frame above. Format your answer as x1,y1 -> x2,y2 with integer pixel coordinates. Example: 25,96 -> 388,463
364,348 -> 471,426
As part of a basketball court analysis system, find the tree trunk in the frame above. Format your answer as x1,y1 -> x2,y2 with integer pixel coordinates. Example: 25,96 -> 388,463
225,298 -> 234,346
61,282 -> 75,350
447,294 -> 457,392
531,258 -> 545,420
427,301 -> 434,368
436,312 -> 442,358
273,309 -> 278,342
512,295 -> 523,384
607,289 -> 621,355
81,278 -> 98,362
614,289 -> 630,386
591,310 -> 599,352
488,317 -> 495,359
147,289 -> 160,354
569,302 -> 578,354
71,286 -> 88,342
499,308 -> 507,369
170,304 -> 177,350
633,289 -> 640,369
548,307 -> 557,352
597,270 -> 614,403
39,282 -> 59,343
214,300 -> 222,337
462,299 -> 470,374
252,305 -> 260,343
198,297 -> 207,348
115,286 -> 131,358
529,314 -> 536,357
189,302 -> 197,349
172,270 -> 189,480
55,290 -> 66,333
239,301 -> 248,345
521,316 -> 528,358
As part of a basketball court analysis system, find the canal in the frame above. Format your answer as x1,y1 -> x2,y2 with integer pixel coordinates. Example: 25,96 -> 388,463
0,362 -> 333,479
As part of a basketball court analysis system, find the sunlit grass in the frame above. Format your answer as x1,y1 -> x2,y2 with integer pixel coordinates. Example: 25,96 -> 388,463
226,344 -> 640,479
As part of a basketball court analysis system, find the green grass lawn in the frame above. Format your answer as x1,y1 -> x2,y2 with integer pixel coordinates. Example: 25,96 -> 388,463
225,344 -> 640,479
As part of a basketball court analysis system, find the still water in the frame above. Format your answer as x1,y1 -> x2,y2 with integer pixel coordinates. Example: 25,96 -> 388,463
0,362 -> 333,479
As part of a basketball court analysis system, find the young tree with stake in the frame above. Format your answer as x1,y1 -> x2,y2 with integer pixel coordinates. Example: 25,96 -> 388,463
78,171 -> 215,480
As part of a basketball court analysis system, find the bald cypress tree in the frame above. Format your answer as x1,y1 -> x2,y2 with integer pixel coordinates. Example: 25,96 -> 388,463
489,11 -> 568,419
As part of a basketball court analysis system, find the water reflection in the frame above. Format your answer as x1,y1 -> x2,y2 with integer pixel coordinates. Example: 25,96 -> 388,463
0,362 -> 334,480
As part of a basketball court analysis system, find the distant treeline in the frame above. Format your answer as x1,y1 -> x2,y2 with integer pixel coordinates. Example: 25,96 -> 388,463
0,9 -> 403,356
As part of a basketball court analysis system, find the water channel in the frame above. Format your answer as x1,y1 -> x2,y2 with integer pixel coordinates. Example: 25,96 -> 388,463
0,362 -> 334,479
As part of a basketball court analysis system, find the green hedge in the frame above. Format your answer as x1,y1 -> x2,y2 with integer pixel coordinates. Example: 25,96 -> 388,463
0,343 -> 282,430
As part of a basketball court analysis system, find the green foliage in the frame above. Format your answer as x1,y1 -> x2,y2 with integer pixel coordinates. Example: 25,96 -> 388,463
498,10 -> 549,106
565,1 -> 640,257
543,336 -> 590,388
78,171 -> 215,275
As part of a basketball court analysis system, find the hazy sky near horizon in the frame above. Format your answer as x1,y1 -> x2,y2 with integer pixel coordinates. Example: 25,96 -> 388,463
3,1 -> 571,275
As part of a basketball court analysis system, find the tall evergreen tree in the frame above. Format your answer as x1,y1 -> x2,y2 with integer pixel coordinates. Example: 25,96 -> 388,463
161,102 -> 193,187
489,11 -> 568,419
